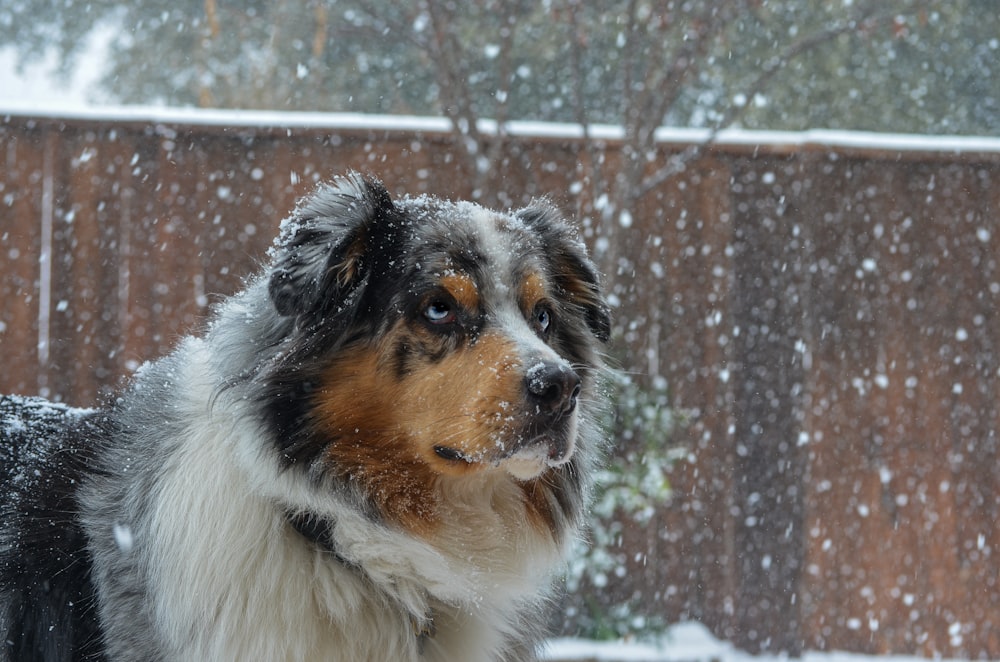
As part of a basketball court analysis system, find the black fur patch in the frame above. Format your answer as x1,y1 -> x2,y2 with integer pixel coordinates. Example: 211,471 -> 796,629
1,396 -> 105,661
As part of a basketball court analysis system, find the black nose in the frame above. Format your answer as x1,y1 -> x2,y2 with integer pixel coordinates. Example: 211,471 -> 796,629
525,361 -> 581,417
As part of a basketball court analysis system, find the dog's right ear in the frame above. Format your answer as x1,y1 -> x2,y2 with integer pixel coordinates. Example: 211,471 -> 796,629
268,172 -> 396,318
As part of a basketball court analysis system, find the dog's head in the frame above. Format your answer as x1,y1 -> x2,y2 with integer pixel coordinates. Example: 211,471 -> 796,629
263,173 -> 609,530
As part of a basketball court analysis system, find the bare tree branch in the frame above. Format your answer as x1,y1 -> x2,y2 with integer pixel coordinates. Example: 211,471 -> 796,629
647,3 -> 746,131
636,4 -> 895,199
479,9 -> 518,196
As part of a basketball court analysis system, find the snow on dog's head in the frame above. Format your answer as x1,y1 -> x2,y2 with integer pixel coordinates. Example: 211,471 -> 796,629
261,173 -> 610,538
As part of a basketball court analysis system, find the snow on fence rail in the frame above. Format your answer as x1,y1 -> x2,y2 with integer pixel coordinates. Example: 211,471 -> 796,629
6,105 -> 1000,154
1,110 -> 999,658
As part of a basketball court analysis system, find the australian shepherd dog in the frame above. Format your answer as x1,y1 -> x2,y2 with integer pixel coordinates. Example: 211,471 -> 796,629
1,172 -> 611,661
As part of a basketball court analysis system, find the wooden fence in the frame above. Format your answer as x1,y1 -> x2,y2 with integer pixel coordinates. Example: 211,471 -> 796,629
1,110 -> 999,658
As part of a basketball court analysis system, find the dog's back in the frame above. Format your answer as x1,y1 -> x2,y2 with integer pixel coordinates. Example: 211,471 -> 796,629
0,396 -> 104,661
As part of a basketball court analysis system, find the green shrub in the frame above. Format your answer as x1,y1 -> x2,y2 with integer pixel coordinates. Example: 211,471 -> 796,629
563,371 -> 683,639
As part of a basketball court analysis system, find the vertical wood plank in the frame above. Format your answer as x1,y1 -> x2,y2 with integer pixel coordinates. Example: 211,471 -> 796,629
0,124 -> 43,395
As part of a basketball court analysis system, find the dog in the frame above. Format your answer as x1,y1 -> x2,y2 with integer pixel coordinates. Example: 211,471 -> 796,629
1,172 -> 611,661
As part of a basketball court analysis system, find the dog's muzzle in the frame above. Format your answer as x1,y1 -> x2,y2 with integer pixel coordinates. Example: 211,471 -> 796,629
515,360 -> 581,464
432,359 -> 582,475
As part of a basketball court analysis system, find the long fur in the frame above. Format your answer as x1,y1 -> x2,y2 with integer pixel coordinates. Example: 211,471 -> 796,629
1,173 -> 610,662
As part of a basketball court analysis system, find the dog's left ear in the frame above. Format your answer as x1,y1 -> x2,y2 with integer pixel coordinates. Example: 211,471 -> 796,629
268,172 -> 397,318
517,203 -> 612,343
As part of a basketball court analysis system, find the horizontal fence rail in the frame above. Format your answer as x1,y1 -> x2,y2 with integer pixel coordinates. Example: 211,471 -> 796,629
1,111 -> 999,657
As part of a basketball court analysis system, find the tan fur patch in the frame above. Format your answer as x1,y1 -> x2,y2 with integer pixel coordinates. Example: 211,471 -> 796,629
519,271 -> 549,312
440,272 -> 480,313
312,348 -> 441,536
334,233 -> 367,287
519,473 -> 560,532
396,328 -> 525,469
313,325 -> 535,535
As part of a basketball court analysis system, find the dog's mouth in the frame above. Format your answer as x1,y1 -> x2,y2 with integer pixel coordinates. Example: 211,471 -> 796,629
501,431 -> 576,480
433,445 -> 473,463
432,433 -> 570,464
432,420 -> 576,480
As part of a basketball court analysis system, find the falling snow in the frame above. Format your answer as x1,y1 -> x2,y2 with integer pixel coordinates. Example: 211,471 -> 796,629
3,4 -> 1000,658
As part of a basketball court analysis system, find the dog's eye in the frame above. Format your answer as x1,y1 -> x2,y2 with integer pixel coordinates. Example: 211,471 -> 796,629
424,300 -> 456,325
534,306 -> 553,335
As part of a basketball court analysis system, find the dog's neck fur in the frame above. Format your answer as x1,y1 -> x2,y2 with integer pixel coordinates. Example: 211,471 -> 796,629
284,511 -> 437,648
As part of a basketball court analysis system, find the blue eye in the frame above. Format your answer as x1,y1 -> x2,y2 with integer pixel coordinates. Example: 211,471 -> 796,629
424,301 -> 456,325
535,306 -> 552,334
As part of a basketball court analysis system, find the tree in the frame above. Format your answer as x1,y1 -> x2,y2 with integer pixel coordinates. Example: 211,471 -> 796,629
5,1 -> 996,138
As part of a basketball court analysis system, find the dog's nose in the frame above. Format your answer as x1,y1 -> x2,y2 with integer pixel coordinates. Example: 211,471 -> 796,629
525,361 -> 581,417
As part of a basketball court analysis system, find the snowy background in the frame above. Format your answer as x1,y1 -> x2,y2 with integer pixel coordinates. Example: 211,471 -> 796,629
2,2 -> 999,660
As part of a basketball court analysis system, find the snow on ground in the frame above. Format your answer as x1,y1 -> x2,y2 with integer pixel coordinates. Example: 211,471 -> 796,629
542,622 -> 973,662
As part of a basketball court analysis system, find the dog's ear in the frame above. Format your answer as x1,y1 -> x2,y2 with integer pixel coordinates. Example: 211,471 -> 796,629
268,173 -> 396,317
517,202 -> 612,343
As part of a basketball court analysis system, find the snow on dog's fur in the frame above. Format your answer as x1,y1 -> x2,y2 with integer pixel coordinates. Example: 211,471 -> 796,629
0,173 -> 610,662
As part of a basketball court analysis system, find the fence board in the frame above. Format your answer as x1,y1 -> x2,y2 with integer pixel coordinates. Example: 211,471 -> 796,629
0,129 -> 43,395
639,157 -> 740,635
